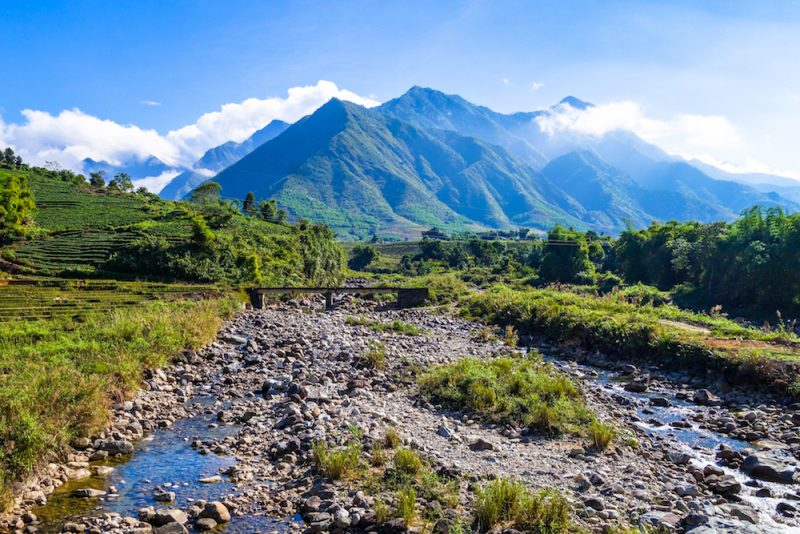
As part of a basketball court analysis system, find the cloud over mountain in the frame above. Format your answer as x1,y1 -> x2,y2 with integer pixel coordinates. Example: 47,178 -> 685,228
0,80 -> 379,173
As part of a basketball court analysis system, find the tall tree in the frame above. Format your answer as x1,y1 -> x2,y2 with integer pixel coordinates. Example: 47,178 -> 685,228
188,181 -> 222,205
89,171 -> 106,188
242,192 -> 256,217
108,173 -> 133,192
539,225 -> 593,283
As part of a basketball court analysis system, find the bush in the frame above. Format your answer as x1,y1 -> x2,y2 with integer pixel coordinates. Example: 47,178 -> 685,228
375,498 -> 390,523
619,283 -> 670,307
394,448 -> 423,476
597,273 -> 622,295
311,441 -> 361,480
474,478 -> 571,533
349,244 -> 380,271
587,420 -> 617,450
419,356 -> 592,434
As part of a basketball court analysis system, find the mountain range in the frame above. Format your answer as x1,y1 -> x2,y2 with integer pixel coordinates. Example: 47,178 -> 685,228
105,87 -> 798,239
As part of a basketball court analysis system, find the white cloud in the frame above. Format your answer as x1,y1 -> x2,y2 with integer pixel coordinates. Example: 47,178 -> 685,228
536,100 -> 744,153
529,82 -> 544,91
501,78 -> 512,87
0,80 -> 380,172
686,153 -> 800,181
140,100 -> 162,107
132,170 -> 180,193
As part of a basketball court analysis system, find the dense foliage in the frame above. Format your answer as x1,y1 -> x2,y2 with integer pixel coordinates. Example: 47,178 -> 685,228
616,207 -> 800,314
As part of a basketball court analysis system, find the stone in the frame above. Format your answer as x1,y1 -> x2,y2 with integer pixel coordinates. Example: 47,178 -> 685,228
154,524 -> 188,534
650,397 -> 672,407
199,502 -> 230,523
468,438 -> 496,451
197,475 -> 222,484
666,451 -> 691,465
72,488 -> 106,498
196,518 -> 217,531
722,504 -> 759,524
152,509 -> 188,527
584,497 -> 605,511
624,378 -> 649,393
96,439 -> 135,456
693,389 -> 722,406
436,425 -> 455,439
742,453 -> 798,484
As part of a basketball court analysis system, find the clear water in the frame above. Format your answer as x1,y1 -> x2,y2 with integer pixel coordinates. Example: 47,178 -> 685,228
33,394 -> 288,533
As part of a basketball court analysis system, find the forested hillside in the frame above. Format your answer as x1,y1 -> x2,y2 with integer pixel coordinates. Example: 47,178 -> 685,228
0,149 -> 345,286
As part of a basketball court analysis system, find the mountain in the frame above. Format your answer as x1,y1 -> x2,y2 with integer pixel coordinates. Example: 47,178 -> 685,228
82,156 -> 173,181
202,87 -> 797,238
213,99 -> 588,239
159,120 -> 290,200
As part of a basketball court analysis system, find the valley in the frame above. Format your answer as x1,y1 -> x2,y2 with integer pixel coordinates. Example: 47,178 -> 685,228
5,297 -> 800,533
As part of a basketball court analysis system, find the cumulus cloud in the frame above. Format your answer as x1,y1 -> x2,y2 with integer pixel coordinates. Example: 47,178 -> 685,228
132,170 -> 180,193
0,80 -> 380,172
536,100 -> 743,153
529,82 -> 544,91
501,78 -> 513,87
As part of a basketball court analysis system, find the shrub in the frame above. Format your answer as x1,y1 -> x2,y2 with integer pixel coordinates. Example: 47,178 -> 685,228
474,478 -> 570,533
587,420 -> 617,450
619,283 -> 670,307
394,448 -> 423,476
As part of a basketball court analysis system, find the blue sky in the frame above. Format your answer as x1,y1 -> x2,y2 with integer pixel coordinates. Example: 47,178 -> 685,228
2,0 -> 800,183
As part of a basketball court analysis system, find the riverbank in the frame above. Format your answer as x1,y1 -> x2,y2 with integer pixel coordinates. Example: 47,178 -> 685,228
9,296 -> 800,533
0,295 -> 241,514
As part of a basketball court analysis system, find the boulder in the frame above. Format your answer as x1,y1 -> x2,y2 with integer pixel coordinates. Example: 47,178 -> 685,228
199,502 -> 230,523
742,453 -> 798,484
693,389 -> 722,406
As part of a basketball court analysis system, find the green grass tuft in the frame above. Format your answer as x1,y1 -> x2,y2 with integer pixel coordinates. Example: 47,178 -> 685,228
474,478 -> 571,533
419,355 -> 592,434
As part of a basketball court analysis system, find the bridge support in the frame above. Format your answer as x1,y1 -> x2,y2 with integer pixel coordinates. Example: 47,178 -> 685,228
325,291 -> 333,311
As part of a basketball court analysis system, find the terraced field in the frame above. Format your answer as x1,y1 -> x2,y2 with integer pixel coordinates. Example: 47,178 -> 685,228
3,173 -> 192,276
0,279 -> 223,321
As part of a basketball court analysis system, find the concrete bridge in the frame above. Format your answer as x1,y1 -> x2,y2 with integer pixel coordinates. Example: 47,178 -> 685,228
247,287 -> 429,310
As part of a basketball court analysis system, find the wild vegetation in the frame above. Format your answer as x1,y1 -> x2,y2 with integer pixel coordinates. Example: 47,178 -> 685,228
0,154 -> 345,285
419,354 -> 593,434
0,295 -> 240,504
473,478 -> 571,533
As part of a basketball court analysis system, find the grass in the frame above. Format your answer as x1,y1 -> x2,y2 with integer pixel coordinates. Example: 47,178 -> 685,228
396,487 -> 417,527
346,315 -> 425,336
311,441 -> 362,480
587,420 -> 617,451
463,285 -> 800,392
419,355 -> 593,434
393,448 -> 423,476
0,294 -> 239,509
361,341 -> 387,370
473,478 -> 571,533
384,427 -> 401,448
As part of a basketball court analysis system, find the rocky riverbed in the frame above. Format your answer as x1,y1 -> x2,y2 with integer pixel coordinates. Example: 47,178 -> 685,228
3,296 -> 800,533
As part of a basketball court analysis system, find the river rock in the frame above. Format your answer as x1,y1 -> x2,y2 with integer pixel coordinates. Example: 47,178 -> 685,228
72,488 -> 106,498
96,439 -> 135,456
468,438 -> 496,451
693,389 -> 722,406
152,509 -> 188,527
199,502 -> 230,523
721,504 -> 759,524
196,518 -> 217,531
742,453 -> 797,483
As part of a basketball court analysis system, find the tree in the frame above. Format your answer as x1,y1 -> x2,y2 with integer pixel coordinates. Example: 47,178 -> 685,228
242,192 -> 257,217
0,173 -> 36,242
2,148 -> 16,168
258,199 -> 277,221
348,244 -> 380,270
108,172 -> 133,192
89,171 -> 106,188
276,209 -> 288,224
539,225 -> 594,283
189,181 -> 222,205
